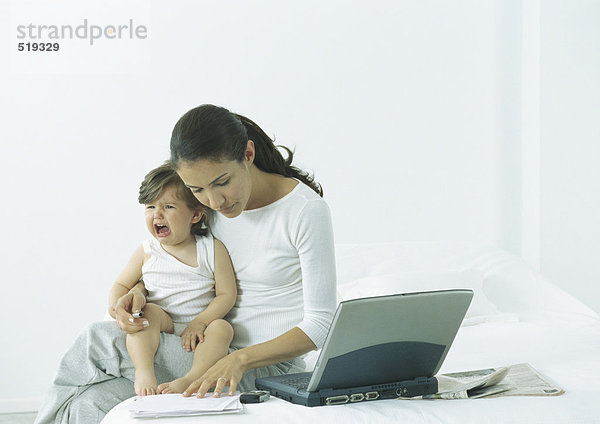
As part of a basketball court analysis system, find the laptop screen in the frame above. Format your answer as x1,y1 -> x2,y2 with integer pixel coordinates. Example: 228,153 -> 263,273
309,289 -> 473,391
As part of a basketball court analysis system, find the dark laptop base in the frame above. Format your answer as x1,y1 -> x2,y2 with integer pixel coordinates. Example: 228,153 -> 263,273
255,372 -> 438,407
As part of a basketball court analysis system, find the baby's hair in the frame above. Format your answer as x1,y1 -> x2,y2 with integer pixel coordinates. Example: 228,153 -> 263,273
138,161 -> 208,236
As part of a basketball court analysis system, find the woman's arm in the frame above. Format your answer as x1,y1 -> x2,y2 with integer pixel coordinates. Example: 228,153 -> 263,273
181,238 -> 237,351
236,327 -> 316,368
291,198 -> 337,348
184,326 -> 315,398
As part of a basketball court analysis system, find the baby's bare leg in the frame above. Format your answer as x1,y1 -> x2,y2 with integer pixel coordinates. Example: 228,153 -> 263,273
126,303 -> 174,396
158,319 -> 233,394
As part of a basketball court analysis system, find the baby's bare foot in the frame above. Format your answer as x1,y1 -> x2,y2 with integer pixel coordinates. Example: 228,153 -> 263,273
158,375 -> 197,394
134,370 -> 158,396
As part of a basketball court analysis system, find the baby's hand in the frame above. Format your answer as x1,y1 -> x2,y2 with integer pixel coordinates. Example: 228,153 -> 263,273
180,320 -> 208,352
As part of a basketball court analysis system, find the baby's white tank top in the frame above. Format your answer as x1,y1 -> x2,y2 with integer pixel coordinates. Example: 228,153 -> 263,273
142,234 -> 215,327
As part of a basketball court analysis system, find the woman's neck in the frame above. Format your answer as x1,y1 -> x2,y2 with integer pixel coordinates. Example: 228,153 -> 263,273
245,166 -> 298,210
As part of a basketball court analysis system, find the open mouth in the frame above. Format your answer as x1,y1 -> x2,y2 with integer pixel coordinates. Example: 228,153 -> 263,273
154,224 -> 171,237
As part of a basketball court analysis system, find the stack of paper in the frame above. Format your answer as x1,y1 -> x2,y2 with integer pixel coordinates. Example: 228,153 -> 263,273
128,393 -> 243,418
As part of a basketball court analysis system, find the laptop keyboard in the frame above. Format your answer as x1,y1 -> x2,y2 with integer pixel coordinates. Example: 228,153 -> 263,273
280,375 -> 311,390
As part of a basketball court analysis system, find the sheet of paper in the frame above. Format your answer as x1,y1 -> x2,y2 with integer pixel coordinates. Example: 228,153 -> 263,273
129,393 -> 242,417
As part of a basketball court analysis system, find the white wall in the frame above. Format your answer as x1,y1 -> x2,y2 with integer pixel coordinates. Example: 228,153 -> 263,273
0,0 -> 597,413
540,0 -> 600,314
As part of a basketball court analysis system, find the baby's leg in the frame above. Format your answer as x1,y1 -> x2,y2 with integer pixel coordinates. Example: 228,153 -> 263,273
158,319 -> 233,394
126,303 -> 174,396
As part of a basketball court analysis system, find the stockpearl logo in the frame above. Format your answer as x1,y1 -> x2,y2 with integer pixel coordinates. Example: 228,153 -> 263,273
16,18 -> 148,46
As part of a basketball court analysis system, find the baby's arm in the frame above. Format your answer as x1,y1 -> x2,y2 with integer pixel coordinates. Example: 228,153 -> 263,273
108,245 -> 144,319
180,239 -> 237,351
197,238 -> 237,323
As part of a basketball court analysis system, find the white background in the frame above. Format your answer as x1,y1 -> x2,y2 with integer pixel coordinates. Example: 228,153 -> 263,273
0,0 -> 598,413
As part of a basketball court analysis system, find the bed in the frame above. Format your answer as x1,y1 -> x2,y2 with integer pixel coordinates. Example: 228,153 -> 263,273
102,242 -> 600,423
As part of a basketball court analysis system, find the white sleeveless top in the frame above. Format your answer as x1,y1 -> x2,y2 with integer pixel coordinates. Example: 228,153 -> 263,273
142,234 -> 215,327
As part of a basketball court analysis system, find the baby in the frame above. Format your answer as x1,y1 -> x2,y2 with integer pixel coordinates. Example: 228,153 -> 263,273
108,161 -> 237,396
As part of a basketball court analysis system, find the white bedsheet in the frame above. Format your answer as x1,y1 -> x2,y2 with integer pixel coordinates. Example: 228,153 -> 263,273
102,242 -> 600,424
103,319 -> 600,423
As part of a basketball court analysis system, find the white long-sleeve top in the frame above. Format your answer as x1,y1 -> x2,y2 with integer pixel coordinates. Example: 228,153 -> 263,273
208,181 -> 336,350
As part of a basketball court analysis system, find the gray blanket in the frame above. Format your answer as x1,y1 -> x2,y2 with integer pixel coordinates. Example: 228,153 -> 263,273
34,321 -> 304,424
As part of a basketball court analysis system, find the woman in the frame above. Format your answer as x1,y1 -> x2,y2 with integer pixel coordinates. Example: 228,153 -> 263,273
35,104 -> 336,423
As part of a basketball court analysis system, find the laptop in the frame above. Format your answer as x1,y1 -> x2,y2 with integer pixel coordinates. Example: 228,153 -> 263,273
255,289 -> 473,406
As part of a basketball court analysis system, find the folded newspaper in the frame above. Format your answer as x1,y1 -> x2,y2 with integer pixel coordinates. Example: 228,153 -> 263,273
128,393 -> 243,418
402,363 -> 564,400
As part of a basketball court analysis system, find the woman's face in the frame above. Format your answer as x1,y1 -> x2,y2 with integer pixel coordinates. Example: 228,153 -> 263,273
176,157 -> 252,218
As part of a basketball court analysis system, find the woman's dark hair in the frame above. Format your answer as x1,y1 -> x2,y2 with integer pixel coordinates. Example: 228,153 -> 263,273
138,161 -> 208,236
170,104 -> 323,197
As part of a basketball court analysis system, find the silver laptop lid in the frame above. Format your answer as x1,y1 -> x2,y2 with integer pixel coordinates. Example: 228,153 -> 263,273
307,289 -> 473,391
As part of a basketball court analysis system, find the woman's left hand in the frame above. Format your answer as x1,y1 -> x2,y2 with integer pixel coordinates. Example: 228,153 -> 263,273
182,351 -> 248,398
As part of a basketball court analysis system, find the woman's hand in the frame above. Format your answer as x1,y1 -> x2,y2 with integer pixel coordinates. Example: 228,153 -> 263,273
180,320 -> 207,352
183,351 -> 249,398
114,291 -> 148,334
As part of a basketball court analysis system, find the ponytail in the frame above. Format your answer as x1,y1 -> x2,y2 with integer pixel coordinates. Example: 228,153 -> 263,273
234,114 -> 323,197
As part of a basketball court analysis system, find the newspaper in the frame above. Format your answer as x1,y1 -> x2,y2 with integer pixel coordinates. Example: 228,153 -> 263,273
402,363 -> 564,400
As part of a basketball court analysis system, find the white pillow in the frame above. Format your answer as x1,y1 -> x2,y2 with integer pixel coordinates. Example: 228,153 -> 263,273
336,270 -> 502,326
335,242 -> 479,286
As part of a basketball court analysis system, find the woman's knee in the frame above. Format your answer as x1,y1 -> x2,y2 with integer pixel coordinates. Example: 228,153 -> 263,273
205,319 -> 233,342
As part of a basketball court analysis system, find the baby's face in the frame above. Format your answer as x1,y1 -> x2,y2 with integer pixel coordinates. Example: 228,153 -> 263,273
144,185 -> 202,246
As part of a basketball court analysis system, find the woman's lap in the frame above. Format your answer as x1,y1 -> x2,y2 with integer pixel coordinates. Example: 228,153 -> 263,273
35,320 -> 305,424
35,321 -> 192,424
